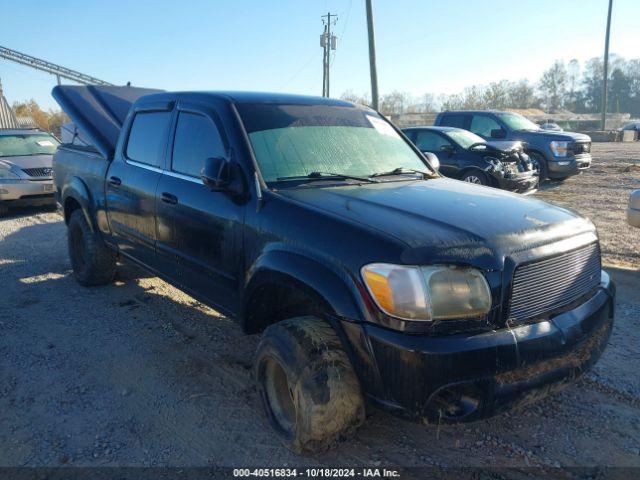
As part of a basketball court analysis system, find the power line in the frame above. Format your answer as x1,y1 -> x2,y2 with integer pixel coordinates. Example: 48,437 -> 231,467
0,45 -> 113,86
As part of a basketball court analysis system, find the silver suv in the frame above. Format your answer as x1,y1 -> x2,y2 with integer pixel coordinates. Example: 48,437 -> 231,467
0,129 -> 59,215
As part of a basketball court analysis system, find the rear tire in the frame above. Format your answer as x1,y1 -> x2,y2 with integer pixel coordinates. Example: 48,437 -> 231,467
460,170 -> 490,186
255,316 -> 365,454
67,209 -> 116,286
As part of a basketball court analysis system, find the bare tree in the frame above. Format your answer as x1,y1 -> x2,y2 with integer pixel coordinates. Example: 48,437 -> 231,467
538,60 -> 568,112
379,91 -> 413,115
508,80 -> 539,109
340,90 -> 371,107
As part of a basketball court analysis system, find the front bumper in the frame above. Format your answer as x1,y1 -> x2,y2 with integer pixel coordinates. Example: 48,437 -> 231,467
0,179 -> 55,206
547,154 -> 592,179
494,171 -> 539,194
362,272 -> 614,422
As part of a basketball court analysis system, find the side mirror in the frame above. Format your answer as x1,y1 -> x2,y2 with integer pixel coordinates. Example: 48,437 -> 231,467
201,157 -> 230,191
422,152 -> 440,172
201,157 -> 245,196
628,189 -> 640,228
490,128 -> 507,139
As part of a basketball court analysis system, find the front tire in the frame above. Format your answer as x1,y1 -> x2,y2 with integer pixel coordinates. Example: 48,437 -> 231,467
255,316 -> 365,454
529,152 -> 548,182
67,209 -> 116,286
460,170 -> 490,185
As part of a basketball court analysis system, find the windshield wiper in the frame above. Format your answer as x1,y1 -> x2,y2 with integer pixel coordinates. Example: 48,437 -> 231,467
276,171 -> 379,183
370,167 -> 433,178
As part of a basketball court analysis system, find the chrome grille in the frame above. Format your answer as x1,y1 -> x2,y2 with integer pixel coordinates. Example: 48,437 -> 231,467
508,243 -> 601,323
573,142 -> 591,154
22,167 -> 53,178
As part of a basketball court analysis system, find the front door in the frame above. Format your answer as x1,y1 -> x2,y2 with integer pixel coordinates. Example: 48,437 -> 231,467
413,129 -> 459,177
106,108 -> 172,267
155,102 -> 243,315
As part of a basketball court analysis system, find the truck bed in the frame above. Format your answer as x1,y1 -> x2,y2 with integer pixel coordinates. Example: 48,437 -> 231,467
53,145 -> 109,216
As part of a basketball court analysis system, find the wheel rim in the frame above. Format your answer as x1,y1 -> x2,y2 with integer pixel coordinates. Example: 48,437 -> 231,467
69,224 -> 87,272
263,357 -> 296,435
464,175 -> 482,184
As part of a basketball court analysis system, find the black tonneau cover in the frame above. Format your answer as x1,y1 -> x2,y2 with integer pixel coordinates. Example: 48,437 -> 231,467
52,85 -> 163,159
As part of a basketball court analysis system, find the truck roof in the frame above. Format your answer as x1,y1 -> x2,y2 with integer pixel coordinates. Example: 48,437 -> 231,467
53,86 -> 359,159
139,90 -> 356,107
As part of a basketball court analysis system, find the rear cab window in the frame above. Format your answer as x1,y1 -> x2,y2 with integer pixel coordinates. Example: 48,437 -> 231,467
438,114 -> 469,129
171,112 -> 226,178
125,111 -> 172,168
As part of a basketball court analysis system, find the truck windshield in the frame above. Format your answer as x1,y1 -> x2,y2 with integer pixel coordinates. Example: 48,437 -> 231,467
238,104 -> 431,183
497,113 -> 540,132
0,133 -> 59,157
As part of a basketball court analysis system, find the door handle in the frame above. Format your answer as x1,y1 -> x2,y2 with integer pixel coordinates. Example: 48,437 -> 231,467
161,192 -> 178,205
108,176 -> 122,186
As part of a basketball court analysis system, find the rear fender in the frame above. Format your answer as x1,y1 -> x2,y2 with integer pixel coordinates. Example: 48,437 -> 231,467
62,176 -> 97,233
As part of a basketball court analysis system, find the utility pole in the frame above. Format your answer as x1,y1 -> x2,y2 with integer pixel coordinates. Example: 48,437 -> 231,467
320,12 -> 338,97
601,0 -> 613,130
365,0 -> 379,110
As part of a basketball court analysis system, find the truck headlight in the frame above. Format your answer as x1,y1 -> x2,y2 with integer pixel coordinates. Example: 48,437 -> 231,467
550,141 -> 570,158
361,264 -> 491,321
0,166 -> 20,181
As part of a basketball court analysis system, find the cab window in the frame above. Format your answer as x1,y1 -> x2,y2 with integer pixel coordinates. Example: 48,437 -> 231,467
171,112 -> 226,178
413,131 -> 452,152
439,114 -> 468,129
126,111 -> 171,167
470,115 -> 502,138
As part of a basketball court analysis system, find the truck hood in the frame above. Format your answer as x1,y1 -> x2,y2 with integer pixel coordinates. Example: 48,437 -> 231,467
516,129 -> 591,143
52,85 -> 163,159
278,178 -> 595,269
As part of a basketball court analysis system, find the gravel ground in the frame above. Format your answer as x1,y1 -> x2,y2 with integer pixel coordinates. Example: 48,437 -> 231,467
0,143 -> 639,473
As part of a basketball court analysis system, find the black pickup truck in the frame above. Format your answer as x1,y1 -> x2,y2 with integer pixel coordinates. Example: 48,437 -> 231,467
53,86 -> 614,454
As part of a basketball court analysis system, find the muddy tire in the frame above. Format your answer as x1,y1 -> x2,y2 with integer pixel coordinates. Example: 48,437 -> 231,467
255,316 -> 365,454
67,209 -> 116,286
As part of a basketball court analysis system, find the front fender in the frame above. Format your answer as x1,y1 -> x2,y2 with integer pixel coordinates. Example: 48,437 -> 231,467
242,247 -> 365,326
242,247 -> 385,399
61,176 -> 97,233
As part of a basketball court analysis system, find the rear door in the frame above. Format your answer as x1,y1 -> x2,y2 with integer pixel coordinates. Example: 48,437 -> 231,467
155,100 -> 243,315
106,103 -> 173,268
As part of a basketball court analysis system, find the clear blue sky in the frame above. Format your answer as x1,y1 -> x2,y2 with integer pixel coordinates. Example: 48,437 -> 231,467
0,0 -> 636,110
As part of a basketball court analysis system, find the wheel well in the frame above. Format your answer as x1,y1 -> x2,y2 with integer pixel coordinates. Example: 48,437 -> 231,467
63,197 -> 82,224
243,277 -> 332,335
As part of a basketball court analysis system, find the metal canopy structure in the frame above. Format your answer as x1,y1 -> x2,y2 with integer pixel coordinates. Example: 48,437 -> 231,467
0,78 -> 20,129
0,45 -> 113,86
